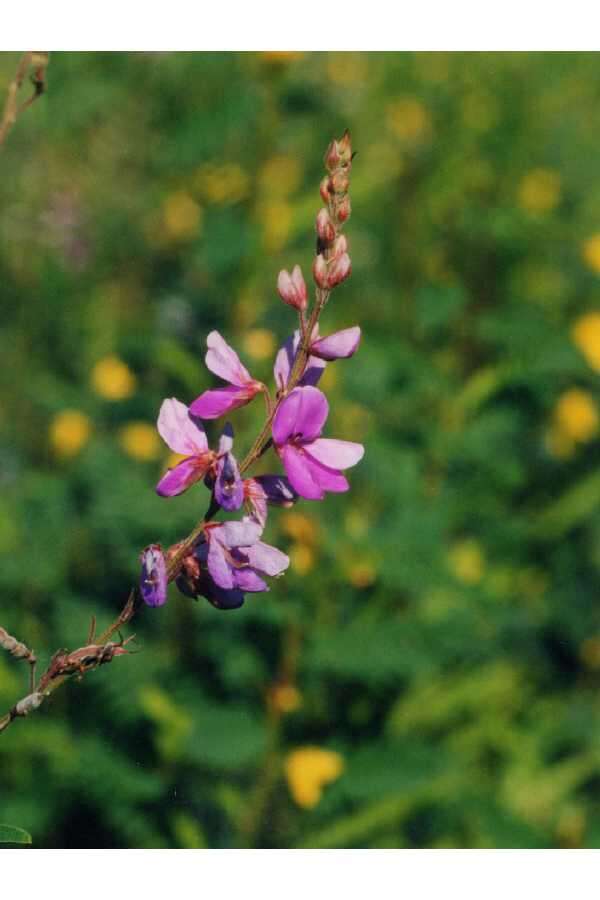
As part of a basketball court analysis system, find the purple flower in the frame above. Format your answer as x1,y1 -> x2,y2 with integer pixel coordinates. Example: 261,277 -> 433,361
272,386 -> 364,500
244,474 -> 297,527
274,329 -> 326,391
155,398 -> 216,497
212,424 -> 244,511
310,326 -> 361,361
190,331 -> 264,419
181,518 -> 290,610
273,326 -> 361,391
140,544 -> 168,607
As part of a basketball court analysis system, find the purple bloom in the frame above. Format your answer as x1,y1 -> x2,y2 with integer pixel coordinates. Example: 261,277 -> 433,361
180,518 -> 289,610
244,474 -> 297,527
212,424 -> 244,511
272,386 -> 364,500
274,329 -> 326,391
310,325 -> 361,361
273,325 -> 361,391
140,544 -> 168,607
190,331 -> 264,419
155,398 -> 216,497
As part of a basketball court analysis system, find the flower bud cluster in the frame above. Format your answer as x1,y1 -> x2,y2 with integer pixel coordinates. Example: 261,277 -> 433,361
314,129 -> 353,291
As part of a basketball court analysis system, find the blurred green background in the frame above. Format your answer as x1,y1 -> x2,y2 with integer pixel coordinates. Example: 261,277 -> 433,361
2,51 -> 600,848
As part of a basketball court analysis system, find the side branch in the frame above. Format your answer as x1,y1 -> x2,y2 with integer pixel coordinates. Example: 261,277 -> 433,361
0,51 -> 49,150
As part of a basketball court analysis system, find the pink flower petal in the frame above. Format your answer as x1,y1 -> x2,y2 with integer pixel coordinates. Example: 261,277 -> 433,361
305,438 -> 364,470
205,330 -> 252,386
207,539 -> 234,590
273,386 -> 329,446
245,541 -> 290,577
273,331 -> 326,390
190,385 -> 255,419
220,519 -> 263,548
156,456 -> 208,497
157,398 -> 208,455
280,444 -> 324,500
310,326 -> 361,361
302,451 -> 350,493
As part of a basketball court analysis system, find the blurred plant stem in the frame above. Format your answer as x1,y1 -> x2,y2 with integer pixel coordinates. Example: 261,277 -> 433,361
0,52 -> 49,150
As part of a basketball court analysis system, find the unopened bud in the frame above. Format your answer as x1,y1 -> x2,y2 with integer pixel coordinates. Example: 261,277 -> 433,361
277,265 -> 307,311
336,196 -> 351,223
313,254 -> 329,289
14,691 -> 44,717
324,140 -> 342,173
316,208 -> 336,244
337,130 -> 352,165
331,171 -> 350,194
327,252 -> 352,288
320,177 -> 332,203
332,234 -> 348,258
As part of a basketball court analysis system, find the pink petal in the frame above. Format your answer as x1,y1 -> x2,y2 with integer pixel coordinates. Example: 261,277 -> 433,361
190,385 -> 255,419
234,569 -> 268,592
273,386 -> 329,446
273,331 -> 326,390
280,444 -> 324,500
157,398 -> 208,455
245,541 -> 290,577
220,519 -> 263,548
207,540 -> 234,590
156,456 -> 208,497
310,326 -> 361,361
305,438 -> 364,470
205,330 -> 252,386
302,452 -> 350,493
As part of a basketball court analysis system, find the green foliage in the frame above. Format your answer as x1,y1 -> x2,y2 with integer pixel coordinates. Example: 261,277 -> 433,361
1,51 -> 600,848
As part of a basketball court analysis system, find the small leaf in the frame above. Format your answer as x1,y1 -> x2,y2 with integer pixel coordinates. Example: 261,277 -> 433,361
0,824 -> 32,845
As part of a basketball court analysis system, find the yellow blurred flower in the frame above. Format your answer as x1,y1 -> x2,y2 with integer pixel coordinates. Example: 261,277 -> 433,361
243,328 -> 276,361
259,52 -> 304,67
347,560 -> 377,589
282,512 -> 319,544
260,200 -> 292,253
571,312 -> 600,372
344,508 -> 369,539
91,355 -> 136,401
517,169 -> 561,214
268,682 -> 302,715
284,747 -> 344,809
49,410 -> 92,458
582,234 -> 600,274
119,422 -> 162,461
162,191 -> 203,241
258,155 -> 302,198
553,388 -> 598,444
386,97 -> 431,144
194,163 -> 249,206
447,539 -> 485,585
290,543 -> 315,576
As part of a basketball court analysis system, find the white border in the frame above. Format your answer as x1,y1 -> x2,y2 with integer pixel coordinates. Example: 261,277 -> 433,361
1,1 -> 600,51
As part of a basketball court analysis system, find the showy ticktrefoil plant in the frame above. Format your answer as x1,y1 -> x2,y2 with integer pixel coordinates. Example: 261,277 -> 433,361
0,131 -> 363,734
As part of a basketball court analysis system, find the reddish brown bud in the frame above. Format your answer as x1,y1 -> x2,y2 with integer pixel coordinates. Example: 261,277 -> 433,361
316,208 -> 336,244
327,252 -> 352,288
313,254 -> 329,289
331,171 -> 350,194
277,265 -> 308,311
337,130 -> 352,165
319,177 -> 332,203
336,196 -> 352,223
324,140 -> 342,172
332,234 -> 348,258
